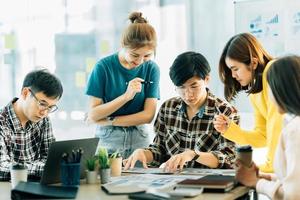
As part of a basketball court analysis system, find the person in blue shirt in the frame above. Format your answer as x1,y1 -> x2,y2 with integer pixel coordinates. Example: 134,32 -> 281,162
85,12 -> 160,159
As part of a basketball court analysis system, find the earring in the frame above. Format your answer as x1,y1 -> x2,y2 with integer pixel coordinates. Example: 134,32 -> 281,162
247,82 -> 252,91
247,77 -> 256,91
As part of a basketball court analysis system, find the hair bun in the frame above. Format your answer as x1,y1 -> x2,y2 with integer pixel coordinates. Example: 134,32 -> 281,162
128,12 -> 148,23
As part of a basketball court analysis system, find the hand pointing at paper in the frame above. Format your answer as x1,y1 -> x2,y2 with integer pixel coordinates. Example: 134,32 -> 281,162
162,150 -> 195,173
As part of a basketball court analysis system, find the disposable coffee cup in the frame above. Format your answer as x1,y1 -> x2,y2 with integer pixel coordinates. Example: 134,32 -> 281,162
236,145 -> 253,167
10,164 -> 28,188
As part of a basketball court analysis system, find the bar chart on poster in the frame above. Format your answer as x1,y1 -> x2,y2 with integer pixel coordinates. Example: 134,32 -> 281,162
234,0 -> 300,56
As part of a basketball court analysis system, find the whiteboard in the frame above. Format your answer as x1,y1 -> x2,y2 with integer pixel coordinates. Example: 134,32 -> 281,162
234,0 -> 300,57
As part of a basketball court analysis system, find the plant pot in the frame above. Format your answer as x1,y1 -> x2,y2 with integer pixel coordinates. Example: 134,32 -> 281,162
110,157 -> 122,177
99,168 -> 111,184
85,170 -> 98,184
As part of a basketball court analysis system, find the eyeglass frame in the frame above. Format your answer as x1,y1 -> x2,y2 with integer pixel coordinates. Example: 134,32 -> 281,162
175,84 -> 205,96
28,89 -> 58,113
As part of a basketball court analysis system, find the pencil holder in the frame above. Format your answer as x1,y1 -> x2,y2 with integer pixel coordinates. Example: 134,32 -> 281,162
60,163 -> 80,186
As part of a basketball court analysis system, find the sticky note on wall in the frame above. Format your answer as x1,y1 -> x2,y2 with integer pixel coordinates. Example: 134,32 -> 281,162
86,57 -> 96,73
100,40 -> 110,54
4,34 -> 16,49
75,71 -> 86,88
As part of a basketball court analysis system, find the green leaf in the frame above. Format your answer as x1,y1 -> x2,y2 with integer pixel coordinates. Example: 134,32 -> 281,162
98,147 -> 110,169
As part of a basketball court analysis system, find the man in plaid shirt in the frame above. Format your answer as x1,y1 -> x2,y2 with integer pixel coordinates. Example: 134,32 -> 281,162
124,52 -> 239,172
0,69 -> 63,180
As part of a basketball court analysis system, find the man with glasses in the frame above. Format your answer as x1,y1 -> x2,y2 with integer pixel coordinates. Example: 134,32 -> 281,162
0,69 -> 63,180
124,52 -> 239,171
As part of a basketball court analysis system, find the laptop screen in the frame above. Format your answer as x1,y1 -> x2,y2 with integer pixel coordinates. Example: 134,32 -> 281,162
40,137 -> 99,185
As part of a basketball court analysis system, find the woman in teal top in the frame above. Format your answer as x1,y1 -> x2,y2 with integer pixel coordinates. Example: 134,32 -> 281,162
85,12 -> 160,159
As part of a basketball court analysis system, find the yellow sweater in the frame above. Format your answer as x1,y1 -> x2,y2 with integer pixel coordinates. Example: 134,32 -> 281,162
223,61 -> 283,173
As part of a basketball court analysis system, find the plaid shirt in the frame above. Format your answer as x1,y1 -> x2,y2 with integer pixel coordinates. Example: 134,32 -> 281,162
0,98 -> 55,180
147,90 -> 240,169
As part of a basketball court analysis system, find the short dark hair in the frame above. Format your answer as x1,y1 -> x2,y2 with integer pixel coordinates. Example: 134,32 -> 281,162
219,33 -> 273,101
169,51 -> 211,86
267,56 -> 300,116
22,69 -> 63,99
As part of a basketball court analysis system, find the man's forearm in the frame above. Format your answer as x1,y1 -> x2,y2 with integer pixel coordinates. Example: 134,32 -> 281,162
196,152 -> 219,168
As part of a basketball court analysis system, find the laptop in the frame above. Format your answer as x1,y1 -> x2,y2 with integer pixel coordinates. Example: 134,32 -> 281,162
40,137 -> 99,185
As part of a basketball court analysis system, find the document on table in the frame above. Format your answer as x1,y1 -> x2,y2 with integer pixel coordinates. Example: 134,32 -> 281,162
122,167 -> 176,174
122,167 -> 235,176
102,174 -> 202,194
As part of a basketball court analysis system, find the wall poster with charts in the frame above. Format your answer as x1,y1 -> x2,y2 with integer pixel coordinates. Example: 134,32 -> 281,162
234,0 -> 300,57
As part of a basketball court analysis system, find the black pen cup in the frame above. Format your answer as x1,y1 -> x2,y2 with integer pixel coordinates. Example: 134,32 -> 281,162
60,163 -> 80,186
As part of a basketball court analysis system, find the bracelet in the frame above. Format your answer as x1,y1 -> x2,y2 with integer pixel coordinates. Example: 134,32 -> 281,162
107,116 -> 115,126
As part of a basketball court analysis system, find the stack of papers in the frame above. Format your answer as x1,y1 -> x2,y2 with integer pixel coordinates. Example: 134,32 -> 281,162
106,168 -> 236,195
102,174 -> 201,194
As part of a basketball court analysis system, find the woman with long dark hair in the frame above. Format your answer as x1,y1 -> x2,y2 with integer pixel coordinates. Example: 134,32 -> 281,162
213,33 -> 283,172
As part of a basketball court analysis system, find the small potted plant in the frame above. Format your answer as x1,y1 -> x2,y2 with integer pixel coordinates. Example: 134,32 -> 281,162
98,147 -> 110,184
85,156 -> 98,184
109,151 -> 122,177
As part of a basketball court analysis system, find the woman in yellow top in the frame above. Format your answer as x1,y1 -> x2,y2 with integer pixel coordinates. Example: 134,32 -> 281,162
213,33 -> 283,173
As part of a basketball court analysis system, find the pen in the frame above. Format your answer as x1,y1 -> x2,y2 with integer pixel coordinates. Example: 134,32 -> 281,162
62,153 -> 69,164
216,106 -> 230,127
216,106 -> 222,114
125,81 -> 154,85
72,150 -> 76,163
141,81 -> 154,84
77,148 -> 83,163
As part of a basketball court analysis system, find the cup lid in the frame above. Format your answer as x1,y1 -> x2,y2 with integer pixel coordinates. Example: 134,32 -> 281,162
236,145 -> 252,152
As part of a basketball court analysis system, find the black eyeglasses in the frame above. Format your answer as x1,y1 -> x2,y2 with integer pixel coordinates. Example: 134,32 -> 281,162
175,85 -> 204,96
28,89 -> 58,113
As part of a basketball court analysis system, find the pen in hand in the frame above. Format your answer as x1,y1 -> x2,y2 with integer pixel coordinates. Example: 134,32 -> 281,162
141,81 -> 154,85
215,106 -> 231,127
125,81 -> 154,85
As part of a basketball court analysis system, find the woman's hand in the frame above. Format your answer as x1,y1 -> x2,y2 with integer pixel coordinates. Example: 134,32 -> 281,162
235,160 -> 260,188
213,114 -> 230,134
124,78 -> 144,101
163,150 -> 195,173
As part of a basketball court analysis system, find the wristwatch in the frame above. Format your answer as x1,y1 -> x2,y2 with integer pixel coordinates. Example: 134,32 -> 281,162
107,116 -> 115,126
192,148 -> 201,161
